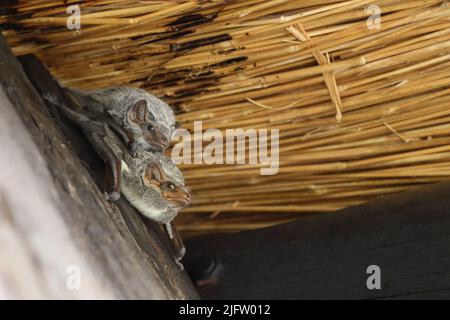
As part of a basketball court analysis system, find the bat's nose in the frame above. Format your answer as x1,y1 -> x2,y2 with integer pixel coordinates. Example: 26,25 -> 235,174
184,193 -> 192,205
159,135 -> 171,148
178,190 -> 191,207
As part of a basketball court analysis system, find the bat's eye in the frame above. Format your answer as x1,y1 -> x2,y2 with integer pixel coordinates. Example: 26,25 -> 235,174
167,182 -> 176,190
143,124 -> 154,132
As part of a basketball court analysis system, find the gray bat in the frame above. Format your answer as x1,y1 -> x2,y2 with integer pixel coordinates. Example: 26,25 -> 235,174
44,92 -> 190,268
106,130 -> 191,268
69,86 -> 177,155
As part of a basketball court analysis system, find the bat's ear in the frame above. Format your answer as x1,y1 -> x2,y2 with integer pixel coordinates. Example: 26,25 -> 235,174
128,100 -> 148,123
143,163 -> 165,186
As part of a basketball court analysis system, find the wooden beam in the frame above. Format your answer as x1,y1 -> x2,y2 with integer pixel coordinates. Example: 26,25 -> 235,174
186,182 -> 450,299
0,35 -> 198,299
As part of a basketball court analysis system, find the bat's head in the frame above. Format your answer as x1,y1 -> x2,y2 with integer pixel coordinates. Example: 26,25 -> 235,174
127,98 -> 175,152
85,86 -> 176,152
142,162 -> 191,211
121,153 -> 190,224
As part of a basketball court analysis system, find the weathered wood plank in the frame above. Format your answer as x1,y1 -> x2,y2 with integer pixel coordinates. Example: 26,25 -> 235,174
0,35 -> 198,299
186,182 -> 450,300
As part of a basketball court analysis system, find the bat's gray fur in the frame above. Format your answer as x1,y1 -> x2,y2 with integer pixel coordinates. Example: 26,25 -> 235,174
118,146 -> 190,225
70,86 -> 176,153
43,92 -> 189,223
44,92 -> 189,268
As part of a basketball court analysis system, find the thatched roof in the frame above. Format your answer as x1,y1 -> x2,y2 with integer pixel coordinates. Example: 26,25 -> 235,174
3,0 -> 450,234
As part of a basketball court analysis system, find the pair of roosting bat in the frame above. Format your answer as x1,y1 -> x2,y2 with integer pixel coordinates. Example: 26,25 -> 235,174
44,87 -> 190,269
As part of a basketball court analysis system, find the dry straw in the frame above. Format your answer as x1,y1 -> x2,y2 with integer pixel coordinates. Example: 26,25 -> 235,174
2,0 -> 450,234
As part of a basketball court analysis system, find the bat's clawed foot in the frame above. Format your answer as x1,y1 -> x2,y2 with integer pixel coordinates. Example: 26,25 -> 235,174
177,246 -> 187,261
174,243 -> 186,271
104,191 -> 120,202
175,258 -> 184,271
42,92 -> 58,105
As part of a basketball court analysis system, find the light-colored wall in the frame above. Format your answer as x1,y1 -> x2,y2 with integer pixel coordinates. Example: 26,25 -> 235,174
0,86 -> 116,299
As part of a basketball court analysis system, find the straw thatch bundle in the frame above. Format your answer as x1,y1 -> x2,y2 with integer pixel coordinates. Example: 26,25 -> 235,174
2,0 -> 450,234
